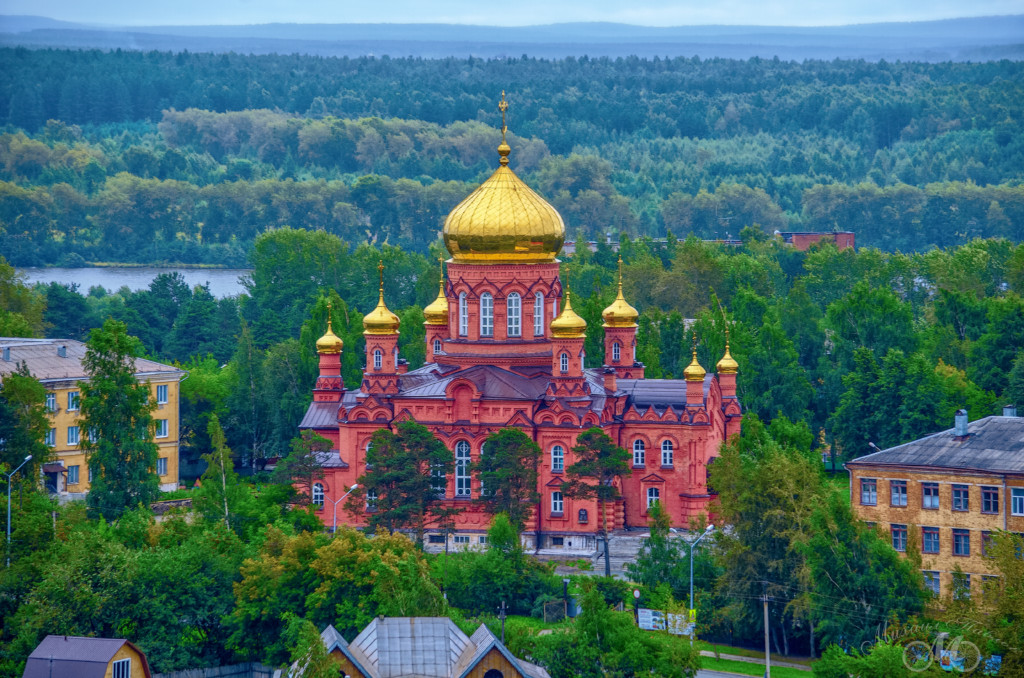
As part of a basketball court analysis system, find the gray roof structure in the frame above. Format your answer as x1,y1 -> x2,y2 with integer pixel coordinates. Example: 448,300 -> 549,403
23,635 -> 151,678
299,401 -> 341,428
304,617 -> 550,678
0,338 -> 184,384
846,415 -> 1024,475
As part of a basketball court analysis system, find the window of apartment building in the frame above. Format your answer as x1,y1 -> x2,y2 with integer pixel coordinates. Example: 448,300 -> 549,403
45,428 -> 56,447
67,465 -> 79,485
112,659 -> 131,678
981,576 -> 1000,604
67,391 -> 79,411
860,478 -> 877,505
551,491 -> 563,515
157,457 -> 167,476
66,426 -> 79,446
982,486 -> 999,514
1014,488 -> 1024,516
923,571 -> 941,597
982,531 -> 993,556
45,393 -> 56,411
633,439 -> 645,467
88,467 -> 93,482
953,528 -> 971,556
87,428 -> 97,443
661,440 -> 674,467
156,384 -> 168,404
311,482 -> 324,507
551,444 -> 564,473
891,524 -> 908,552
453,535 -> 470,545
647,487 -> 660,509
155,419 -> 169,438
890,480 -> 908,507
952,572 -> 971,601
922,527 -> 940,554
922,482 -> 939,509
952,484 -> 969,511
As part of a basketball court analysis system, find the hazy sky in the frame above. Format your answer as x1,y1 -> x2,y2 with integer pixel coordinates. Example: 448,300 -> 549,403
4,0 -> 1021,27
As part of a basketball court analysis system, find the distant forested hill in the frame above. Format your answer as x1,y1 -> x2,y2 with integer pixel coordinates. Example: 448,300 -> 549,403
0,48 -> 1021,265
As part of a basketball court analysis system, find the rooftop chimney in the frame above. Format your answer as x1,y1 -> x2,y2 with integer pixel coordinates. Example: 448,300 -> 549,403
57,345 -> 67,358
1004,405 -> 1018,417
954,409 -> 969,437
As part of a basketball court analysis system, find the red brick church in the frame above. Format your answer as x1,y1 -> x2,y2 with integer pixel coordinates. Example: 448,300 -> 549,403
299,107 -> 741,549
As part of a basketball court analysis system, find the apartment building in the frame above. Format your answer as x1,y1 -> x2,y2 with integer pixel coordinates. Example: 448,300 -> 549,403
0,337 -> 185,497
846,408 -> 1023,599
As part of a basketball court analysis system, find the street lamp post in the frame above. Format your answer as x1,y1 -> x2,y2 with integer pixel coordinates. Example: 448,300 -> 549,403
6,454 -> 32,568
670,523 -> 715,646
327,483 -> 360,535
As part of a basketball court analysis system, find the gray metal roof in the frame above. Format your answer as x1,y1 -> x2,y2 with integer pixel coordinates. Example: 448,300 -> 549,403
0,338 -> 183,383
299,401 -> 341,429
399,364 -> 548,401
617,375 -> 710,408
23,636 -> 151,678
847,415 -> 1024,475
350,617 -> 469,678
314,450 -> 349,469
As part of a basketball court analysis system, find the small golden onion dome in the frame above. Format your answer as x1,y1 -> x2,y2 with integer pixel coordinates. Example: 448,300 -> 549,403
602,256 -> 638,327
717,341 -> 739,375
363,262 -> 401,336
550,291 -> 587,339
442,93 -> 565,264
683,332 -> 706,382
423,262 -> 449,325
316,322 -> 343,354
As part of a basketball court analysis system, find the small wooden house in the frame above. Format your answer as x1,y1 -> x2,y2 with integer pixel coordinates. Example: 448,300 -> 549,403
23,635 -> 151,678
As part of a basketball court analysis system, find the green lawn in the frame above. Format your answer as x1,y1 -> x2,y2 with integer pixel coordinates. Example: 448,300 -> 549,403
700,656 -> 811,677
700,642 -> 814,667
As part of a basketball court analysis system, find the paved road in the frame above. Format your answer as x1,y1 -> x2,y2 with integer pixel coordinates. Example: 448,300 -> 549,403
698,670 -> 762,678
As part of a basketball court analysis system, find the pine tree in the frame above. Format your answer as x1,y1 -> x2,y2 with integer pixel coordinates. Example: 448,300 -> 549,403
473,427 -> 541,532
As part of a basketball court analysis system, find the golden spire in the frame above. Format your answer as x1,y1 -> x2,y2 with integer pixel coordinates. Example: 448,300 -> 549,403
362,260 -> 400,335
716,325 -> 739,374
423,256 -> 449,325
602,255 -> 639,328
683,331 -> 707,382
316,300 -> 344,354
442,91 -> 565,264
551,286 -> 587,339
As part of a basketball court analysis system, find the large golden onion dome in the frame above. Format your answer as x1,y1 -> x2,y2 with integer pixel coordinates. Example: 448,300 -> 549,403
683,332 -> 706,382
363,262 -> 400,336
423,261 -> 449,326
550,290 -> 587,339
717,330 -> 739,375
602,256 -> 639,328
442,93 -> 565,264
316,304 -> 344,354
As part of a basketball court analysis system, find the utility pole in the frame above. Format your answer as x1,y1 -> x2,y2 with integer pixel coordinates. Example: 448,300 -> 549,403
498,601 -> 507,644
6,455 -> 32,569
763,582 -> 772,678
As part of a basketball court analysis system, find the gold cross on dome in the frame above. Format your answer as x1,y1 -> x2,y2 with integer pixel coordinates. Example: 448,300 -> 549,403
377,260 -> 384,290
498,90 -> 509,143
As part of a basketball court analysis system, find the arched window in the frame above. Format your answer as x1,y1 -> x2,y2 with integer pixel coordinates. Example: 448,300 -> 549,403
455,440 -> 471,497
507,293 -> 521,337
484,670 -> 504,678
366,489 -> 378,511
480,292 -> 494,336
373,349 -> 382,370
612,341 -> 621,362
534,292 -> 544,336
433,338 -> 442,354
633,439 -> 645,467
551,444 -> 564,472
458,292 -> 468,336
312,482 -> 325,507
578,508 -> 589,523
478,443 -> 487,496
365,440 -> 374,470
394,346 -> 399,368
661,440 -> 674,467
647,487 -> 660,509
551,491 -> 564,514
560,352 -> 569,373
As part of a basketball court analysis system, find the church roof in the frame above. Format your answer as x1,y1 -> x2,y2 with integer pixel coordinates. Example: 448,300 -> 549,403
299,401 -> 341,429
399,364 -> 549,401
617,375 -> 710,408
847,415 -> 1024,475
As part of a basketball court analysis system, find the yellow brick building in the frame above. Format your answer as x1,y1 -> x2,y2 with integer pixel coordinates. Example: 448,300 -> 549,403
0,338 -> 185,497
846,409 -> 1024,600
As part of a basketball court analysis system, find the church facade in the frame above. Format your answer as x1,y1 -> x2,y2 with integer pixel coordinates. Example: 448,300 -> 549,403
299,110 -> 741,549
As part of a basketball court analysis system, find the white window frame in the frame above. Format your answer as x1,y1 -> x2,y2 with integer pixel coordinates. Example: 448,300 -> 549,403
156,419 -> 169,438
923,570 -> 940,597
1012,488 -> 1024,516
45,428 -> 56,447
534,292 -> 544,336
433,338 -> 442,354
45,392 -> 56,412
507,292 -> 521,337
366,489 -> 378,511
661,440 -> 673,467
612,341 -> 621,361
633,439 -> 645,467
68,464 -> 79,484
157,457 -> 168,476
646,487 -> 660,509
67,390 -> 79,411
551,491 -> 563,514
431,463 -> 446,497
480,292 -> 494,337
551,444 -> 564,472
459,292 -> 468,336
373,349 -> 382,370
312,482 -> 325,507
112,658 -> 131,678
67,426 -> 80,446
560,352 -> 569,373
453,534 -> 470,545
455,440 -> 471,497
156,384 -> 168,404
860,478 -> 877,505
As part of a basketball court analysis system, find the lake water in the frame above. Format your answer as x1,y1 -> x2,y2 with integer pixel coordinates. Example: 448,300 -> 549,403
18,267 -> 252,299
